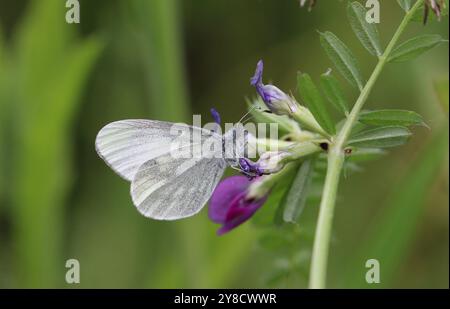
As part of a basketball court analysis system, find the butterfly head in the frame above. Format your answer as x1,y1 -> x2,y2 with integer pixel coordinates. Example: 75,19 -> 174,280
223,123 -> 249,167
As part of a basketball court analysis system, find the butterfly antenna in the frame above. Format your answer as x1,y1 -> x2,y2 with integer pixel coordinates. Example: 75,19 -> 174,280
242,114 -> 255,125
237,104 -> 259,125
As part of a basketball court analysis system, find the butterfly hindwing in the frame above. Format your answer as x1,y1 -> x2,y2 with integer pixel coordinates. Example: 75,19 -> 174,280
131,154 -> 226,220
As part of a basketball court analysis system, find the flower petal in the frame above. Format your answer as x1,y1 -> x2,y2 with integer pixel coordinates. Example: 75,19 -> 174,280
208,176 -> 250,224
261,84 -> 289,103
250,59 -> 264,86
217,197 -> 267,235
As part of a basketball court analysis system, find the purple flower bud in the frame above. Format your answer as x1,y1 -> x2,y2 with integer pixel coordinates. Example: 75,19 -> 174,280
238,151 -> 289,178
250,60 -> 264,87
209,176 -> 267,235
250,60 -> 298,116
255,151 -> 290,174
210,108 -> 221,125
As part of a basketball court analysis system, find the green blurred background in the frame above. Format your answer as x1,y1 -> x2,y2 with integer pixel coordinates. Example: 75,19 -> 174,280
0,0 -> 448,288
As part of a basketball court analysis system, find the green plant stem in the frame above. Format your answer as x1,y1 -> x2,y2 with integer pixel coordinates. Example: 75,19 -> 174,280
308,0 -> 424,289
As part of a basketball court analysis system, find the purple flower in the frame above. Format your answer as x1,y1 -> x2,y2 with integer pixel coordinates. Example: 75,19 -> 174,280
250,60 -> 298,116
209,176 -> 267,235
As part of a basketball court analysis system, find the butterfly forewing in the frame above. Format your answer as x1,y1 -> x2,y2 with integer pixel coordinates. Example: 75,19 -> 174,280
95,119 -> 220,181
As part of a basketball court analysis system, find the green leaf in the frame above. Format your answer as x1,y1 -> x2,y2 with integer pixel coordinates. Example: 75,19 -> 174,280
337,118 -> 367,136
320,70 -> 349,115
359,109 -> 426,127
397,0 -> 412,11
320,31 -> 365,90
282,159 -> 315,223
297,72 -> 336,135
349,126 -> 412,148
350,121 -> 367,136
388,34 -> 447,63
347,2 -> 383,56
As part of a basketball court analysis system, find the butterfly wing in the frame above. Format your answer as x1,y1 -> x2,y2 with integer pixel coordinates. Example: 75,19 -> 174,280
131,154 -> 226,220
96,119 -> 227,220
95,119 -> 218,181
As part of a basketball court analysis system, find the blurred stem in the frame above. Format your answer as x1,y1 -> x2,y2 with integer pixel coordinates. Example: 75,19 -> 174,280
131,0 -> 211,287
308,0 -> 424,289
133,0 -> 189,122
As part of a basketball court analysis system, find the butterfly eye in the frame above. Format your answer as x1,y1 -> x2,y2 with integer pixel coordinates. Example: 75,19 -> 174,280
238,158 -> 250,173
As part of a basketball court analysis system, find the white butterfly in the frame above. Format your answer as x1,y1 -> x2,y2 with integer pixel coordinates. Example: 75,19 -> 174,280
95,119 -> 249,220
